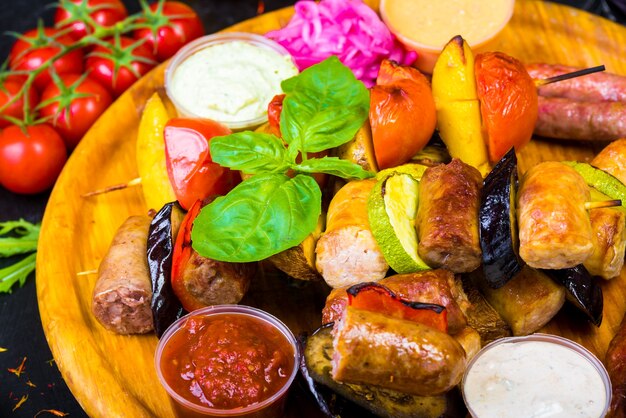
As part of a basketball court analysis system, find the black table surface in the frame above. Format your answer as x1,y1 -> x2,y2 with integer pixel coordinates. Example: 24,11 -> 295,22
0,0 -> 624,417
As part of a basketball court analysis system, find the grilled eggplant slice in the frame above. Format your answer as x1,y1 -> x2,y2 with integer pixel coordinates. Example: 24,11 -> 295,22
302,325 -> 466,418
147,201 -> 186,337
541,264 -> 604,326
479,148 -> 524,288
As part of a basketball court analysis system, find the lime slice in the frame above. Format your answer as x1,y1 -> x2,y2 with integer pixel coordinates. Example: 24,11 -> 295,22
368,173 -> 431,273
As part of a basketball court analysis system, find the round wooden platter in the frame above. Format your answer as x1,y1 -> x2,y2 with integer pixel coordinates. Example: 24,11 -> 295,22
36,1 -> 626,417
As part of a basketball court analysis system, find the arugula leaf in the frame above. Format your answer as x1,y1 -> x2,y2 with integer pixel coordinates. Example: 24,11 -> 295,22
210,132 -> 290,174
0,253 -> 37,293
0,219 -> 40,257
294,157 -> 374,179
192,173 -> 321,262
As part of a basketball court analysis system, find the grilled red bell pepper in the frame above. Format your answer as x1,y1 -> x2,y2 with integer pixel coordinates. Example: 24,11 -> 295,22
267,93 -> 285,137
164,118 -> 241,211
171,199 -> 205,312
347,282 -> 448,333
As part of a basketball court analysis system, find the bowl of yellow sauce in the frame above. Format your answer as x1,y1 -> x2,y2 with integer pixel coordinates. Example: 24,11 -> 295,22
380,0 -> 515,73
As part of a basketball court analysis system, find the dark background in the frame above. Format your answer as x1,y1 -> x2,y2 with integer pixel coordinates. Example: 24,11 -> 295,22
0,0 -> 624,417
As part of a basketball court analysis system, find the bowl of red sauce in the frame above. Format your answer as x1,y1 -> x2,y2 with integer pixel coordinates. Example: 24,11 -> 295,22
155,305 -> 300,418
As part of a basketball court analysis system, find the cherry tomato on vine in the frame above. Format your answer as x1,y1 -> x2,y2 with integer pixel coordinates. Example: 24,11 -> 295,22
133,1 -> 204,62
38,74 -> 113,150
85,36 -> 157,97
54,0 -> 128,41
8,27 -> 84,91
0,80 -> 39,128
0,124 -> 67,194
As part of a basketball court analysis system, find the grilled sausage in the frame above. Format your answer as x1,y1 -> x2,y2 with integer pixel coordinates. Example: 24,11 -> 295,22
606,313 -> 626,418
584,208 -> 626,280
332,306 -> 466,396
471,266 -> 565,336
92,215 -> 154,334
179,250 -> 255,306
315,179 -> 388,288
591,138 -> 626,185
322,270 -> 469,334
527,63 -> 626,102
534,97 -> 626,141
416,159 -> 482,273
517,161 -> 593,269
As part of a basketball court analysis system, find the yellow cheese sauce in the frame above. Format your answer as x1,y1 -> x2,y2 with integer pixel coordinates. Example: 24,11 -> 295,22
167,38 -> 298,128
381,0 -> 513,49
462,338 -> 610,418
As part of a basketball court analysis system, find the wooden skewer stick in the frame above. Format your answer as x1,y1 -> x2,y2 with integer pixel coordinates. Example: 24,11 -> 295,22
585,199 -> 622,210
535,65 -> 606,87
81,177 -> 142,198
76,269 -> 98,276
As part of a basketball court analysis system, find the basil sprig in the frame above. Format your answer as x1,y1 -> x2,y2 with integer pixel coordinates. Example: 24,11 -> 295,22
191,57 -> 373,262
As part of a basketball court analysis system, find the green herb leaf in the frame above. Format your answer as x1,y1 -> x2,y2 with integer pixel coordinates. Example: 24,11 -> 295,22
209,132 -> 290,174
294,157 -> 375,180
0,219 -> 40,257
192,173 -> 321,262
0,253 -> 37,293
280,56 -> 370,153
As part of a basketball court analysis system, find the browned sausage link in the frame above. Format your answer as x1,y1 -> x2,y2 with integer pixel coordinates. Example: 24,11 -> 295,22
517,162 -> 593,269
606,313 -> 626,418
92,215 -> 154,334
331,307 -> 466,396
534,97 -> 626,141
322,269 -> 469,334
591,138 -> 626,185
181,250 -> 255,305
416,159 -> 482,273
527,63 -> 626,102
315,179 -> 388,288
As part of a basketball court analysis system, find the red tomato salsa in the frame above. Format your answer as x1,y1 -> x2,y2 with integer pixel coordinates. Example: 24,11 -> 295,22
160,312 -> 296,410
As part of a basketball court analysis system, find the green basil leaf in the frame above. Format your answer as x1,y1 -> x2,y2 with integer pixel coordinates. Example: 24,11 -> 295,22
210,132 -> 290,174
280,56 -> 369,152
191,173 -> 321,262
294,157 -> 375,180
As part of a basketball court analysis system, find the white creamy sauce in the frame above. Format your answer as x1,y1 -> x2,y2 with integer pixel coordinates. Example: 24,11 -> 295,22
169,41 -> 298,124
463,341 -> 607,418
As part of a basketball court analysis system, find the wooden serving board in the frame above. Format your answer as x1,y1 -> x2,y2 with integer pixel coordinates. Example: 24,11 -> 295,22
36,1 -> 626,417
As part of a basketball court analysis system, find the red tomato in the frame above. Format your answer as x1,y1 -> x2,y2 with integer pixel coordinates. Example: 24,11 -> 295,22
85,36 -> 157,97
164,118 -> 240,210
8,27 -> 84,91
0,80 -> 39,128
54,0 -> 128,41
0,124 -> 67,194
39,74 -> 113,150
133,1 -> 204,61
267,94 -> 284,137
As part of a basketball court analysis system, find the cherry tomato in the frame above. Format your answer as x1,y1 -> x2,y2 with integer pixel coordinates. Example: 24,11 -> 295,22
133,1 -> 204,61
8,27 -> 84,91
164,118 -> 240,211
0,124 -> 67,194
85,36 -> 157,97
0,80 -> 39,128
54,0 -> 128,41
38,74 -> 113,150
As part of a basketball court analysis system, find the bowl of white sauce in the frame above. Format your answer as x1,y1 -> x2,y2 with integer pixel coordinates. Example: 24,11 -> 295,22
462,334 -> 611,418
165,32 -> 299,131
